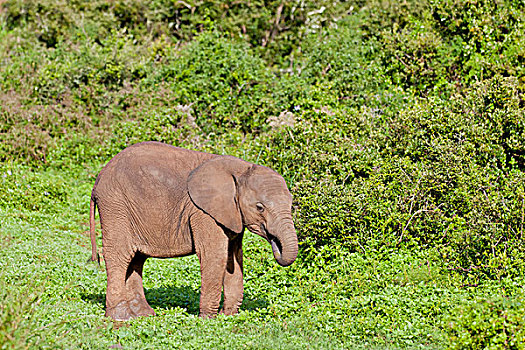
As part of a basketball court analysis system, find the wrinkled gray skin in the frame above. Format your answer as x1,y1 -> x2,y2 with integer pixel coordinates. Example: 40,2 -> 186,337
90,141 -> 298,321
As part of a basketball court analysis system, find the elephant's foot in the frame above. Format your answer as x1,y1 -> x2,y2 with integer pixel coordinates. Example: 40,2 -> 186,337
106,299 -> 155,321
220,307 -> 240,316
129,298 -> 155,317
198,311 -> 218,319
106,301 -> 134,321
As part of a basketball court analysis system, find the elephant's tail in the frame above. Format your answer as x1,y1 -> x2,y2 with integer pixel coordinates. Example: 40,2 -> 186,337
90,195 -> 100,264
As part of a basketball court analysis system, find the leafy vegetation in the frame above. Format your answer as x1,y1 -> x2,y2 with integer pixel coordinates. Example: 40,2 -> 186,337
1,0 -> 524,348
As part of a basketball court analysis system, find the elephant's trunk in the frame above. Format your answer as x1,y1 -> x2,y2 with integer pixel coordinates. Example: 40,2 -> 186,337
267,219 -> 298,267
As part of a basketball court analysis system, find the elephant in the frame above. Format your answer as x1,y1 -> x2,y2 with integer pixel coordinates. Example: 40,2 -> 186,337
89,141 -> 298,321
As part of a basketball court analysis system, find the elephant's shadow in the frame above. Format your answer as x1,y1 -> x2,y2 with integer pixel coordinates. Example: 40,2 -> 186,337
81,285 -> 269,316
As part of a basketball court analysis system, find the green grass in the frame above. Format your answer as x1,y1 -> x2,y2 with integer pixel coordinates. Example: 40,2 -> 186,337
1,166 -> 524,349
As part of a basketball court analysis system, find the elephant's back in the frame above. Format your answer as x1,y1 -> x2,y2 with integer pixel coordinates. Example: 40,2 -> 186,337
93,142 -> 215,199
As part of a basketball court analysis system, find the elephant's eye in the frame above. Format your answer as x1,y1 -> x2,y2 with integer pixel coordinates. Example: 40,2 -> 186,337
256,203 -> 265,213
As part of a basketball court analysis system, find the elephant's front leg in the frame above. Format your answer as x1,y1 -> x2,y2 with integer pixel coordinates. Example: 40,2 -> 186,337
221,233 -> 243,316
191,213 -> 229,318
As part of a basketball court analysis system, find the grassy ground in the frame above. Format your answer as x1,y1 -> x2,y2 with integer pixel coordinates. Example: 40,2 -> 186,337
1,165 -> 523,349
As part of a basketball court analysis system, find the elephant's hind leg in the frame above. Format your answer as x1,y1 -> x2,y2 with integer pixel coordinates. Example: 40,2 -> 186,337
102,218 -> 136,321
126,253 -> 155,317
104,256 -> 134,321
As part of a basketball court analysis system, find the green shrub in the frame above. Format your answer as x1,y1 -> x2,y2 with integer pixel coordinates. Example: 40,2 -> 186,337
298,17 -> 387,106
1,0 -> 356,64
0,165 -> 68,212
260,77 -> 525,279
0,232 -> 72,349
372,0 -> 525,94
430,0 -> 525,82
375,76 -> 525,169
446,296 -> 525,349
152,31 -> 274,134
0,273 -> 49,348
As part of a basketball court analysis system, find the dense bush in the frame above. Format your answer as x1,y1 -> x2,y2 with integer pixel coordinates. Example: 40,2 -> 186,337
0,166 -> 68,212
150,32 -> 275,133
446,295 -> 525,349
1,0 -> 355,64
355,0 -> 525,94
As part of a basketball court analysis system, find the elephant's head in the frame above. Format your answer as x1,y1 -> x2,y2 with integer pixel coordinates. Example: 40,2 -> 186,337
187,156 -> 298,267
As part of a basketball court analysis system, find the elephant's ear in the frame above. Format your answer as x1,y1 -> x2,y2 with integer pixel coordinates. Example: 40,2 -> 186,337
187,156 -> 250,234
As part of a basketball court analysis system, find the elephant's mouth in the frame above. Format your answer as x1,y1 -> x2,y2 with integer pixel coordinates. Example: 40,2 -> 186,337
261,224 -> 283,261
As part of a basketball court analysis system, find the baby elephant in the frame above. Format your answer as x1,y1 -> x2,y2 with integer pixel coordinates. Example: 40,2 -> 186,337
90,141 -> 298,321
